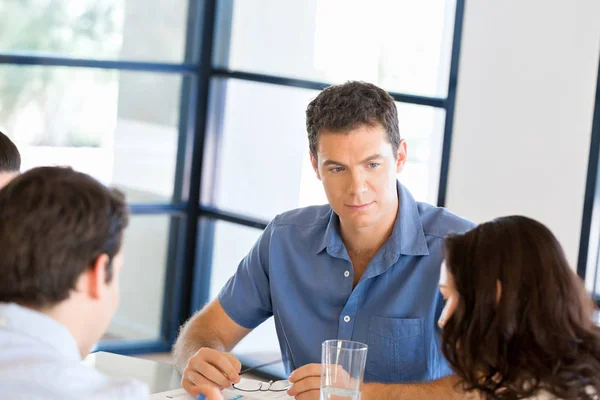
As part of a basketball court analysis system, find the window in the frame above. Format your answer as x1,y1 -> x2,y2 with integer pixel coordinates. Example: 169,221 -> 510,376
1,66 -> 181,203
208,220 -> 278,357
107,215 -> 174,340
0,0 -> 193,353
0,0 -> 466,363
215,0 -> 456,98
0,0 -> 187,62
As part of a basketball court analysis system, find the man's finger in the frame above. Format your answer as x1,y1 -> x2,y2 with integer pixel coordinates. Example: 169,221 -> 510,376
295,389 -> 320,400
287,376 -> 320,397
202,350 -> 241,382
222,353 -> 242,381
288,363 -> 321,382
193,362 -> 234,388
184,368 -> 217,388
182,376 -> 196,394
182,371 -> 215,395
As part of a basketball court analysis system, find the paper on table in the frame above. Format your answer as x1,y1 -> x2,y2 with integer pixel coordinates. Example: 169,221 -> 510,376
149,388 -> 194,400
221,387 -> 293,399
149,383 -> 293,400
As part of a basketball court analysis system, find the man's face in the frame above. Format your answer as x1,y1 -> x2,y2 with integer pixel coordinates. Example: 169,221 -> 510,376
311,123 -> 407,230
0,171 -> 18,189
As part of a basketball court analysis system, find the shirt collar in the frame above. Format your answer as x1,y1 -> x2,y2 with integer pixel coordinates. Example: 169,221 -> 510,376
316,209 -> 342,255
316,181 -> 429,258
0,303 -> 82,362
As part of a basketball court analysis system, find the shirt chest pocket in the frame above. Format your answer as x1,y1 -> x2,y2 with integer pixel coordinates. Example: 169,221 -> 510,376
364,316 -> 426,383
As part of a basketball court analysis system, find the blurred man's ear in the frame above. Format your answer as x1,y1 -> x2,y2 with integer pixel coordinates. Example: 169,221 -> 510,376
86,254 -> 110,300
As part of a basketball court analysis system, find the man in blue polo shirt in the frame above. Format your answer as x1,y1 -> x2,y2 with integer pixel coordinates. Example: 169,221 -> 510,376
174,81 -> 474,399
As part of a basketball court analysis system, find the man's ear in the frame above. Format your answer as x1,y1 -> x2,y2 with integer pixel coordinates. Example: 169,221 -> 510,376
395,139 -> 408,174
86,254 -> 110,300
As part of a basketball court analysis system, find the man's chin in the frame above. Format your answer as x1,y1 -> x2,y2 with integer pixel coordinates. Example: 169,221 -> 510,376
341,214 -> 377,229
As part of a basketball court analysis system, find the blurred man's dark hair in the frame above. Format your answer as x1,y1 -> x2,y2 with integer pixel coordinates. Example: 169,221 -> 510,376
0,131 -> 21,172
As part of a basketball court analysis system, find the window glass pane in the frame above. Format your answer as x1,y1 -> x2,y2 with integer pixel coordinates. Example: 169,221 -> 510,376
397,103 -> 446,204
0,0 -> 188,62
202,79 -> 317,220
208,220 -> 279,357
104,215 -> 173,340
0,65 -> 182,203
215,0 -> 456,97
203,79 -> 444,221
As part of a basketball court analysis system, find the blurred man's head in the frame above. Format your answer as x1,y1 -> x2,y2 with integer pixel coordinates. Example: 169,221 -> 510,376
0,166 -> 129,357
0,131 -> 21,189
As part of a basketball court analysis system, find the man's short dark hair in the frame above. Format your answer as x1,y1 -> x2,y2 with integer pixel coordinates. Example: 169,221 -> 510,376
0,166 -> 129,308
0,131 -> 21,172
306,81 -> 400,159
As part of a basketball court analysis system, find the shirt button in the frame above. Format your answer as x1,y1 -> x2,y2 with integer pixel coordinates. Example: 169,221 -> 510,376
344,270 -> 350,278
344,316 -> 351,323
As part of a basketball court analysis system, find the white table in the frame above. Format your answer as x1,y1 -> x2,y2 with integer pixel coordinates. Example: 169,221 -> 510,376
84,351 -> 182,393
84,351 -> 285,394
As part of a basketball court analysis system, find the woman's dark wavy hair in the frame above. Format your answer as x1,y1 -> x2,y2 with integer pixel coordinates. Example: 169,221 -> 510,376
442,215 -> 600,399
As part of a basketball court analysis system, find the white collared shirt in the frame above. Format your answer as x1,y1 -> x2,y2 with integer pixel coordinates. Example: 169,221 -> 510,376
0,303 -> 149,400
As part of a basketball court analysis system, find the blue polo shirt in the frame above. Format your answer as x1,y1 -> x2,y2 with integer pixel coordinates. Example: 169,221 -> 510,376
218,182 -> 475,383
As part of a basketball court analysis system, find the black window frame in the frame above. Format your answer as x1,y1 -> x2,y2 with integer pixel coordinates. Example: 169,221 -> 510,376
578,53 -> 600,304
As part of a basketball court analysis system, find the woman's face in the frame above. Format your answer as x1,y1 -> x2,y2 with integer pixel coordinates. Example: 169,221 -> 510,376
438,261 -> 460,329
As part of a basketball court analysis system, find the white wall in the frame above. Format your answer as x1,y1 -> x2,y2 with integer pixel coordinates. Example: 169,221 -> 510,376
447,0 -> 600,267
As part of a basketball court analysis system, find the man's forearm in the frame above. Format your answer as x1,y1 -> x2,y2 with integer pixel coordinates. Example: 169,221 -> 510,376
363,375 -> 467,400
172,319 -> 226,372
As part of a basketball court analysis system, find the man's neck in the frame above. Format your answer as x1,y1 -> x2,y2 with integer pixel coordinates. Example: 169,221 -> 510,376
34,302 -> 91,359
339,200 -> 399,254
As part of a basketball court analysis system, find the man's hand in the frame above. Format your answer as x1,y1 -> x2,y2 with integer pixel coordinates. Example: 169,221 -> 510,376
181,347 -> 242,395
287,363 -> 321,400
289,363 -> 357,400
